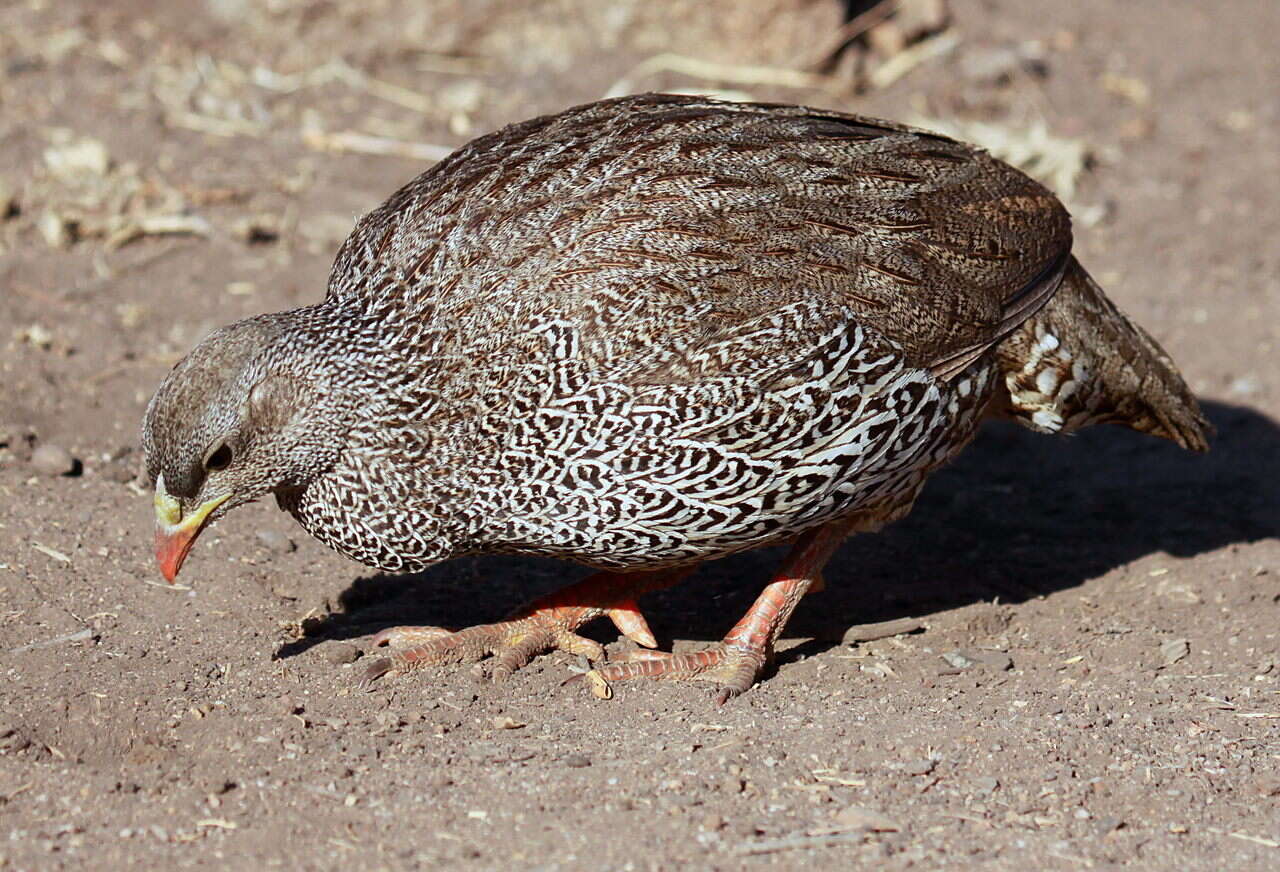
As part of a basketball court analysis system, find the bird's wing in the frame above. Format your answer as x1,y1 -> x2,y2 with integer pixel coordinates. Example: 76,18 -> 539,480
325,95 -> 1072,384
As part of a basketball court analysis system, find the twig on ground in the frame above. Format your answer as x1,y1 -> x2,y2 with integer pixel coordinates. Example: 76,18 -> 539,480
837,616 -> 927,645
105,214 -> 213,250
868,29 -> 960,89
738,832 -> 868,855
799,0 -> 900,71
11,627 -> 93,654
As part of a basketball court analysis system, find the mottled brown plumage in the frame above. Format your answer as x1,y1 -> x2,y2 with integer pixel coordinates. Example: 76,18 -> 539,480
142,95 -> 1208,699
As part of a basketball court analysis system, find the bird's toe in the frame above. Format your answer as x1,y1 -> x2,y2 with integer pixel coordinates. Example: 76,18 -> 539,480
357,656 -> 395,690
369,625 -> 454,648
581,643 -> 767,704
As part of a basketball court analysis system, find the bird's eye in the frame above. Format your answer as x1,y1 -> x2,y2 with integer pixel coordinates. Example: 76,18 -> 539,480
205,443 -> 233,471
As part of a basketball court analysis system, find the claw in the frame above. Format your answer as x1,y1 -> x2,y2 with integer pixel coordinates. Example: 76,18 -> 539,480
585,670 -> 613,699
358,656 -> 394,690
607,599 -> 658,648
562,669 -> 614,699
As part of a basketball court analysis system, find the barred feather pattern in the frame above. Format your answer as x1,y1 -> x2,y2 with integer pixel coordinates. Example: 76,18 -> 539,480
281,309 -> 996,572
148,93 -> 1103,579
265,94 -> 1073,573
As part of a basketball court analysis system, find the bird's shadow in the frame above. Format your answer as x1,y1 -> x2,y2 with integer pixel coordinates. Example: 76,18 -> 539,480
275,400 -> 1279,663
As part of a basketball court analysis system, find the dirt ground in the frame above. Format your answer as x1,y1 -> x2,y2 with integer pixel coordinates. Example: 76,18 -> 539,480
1,1 -> 1278,869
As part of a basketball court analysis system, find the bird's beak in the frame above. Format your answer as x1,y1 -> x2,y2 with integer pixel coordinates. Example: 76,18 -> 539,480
153,476 -> 230,583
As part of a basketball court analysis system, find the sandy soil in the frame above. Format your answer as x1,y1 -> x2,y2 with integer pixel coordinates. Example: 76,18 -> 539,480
1,1 -> 1278,868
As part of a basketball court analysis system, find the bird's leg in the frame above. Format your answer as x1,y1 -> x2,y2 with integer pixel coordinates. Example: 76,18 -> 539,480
584,522 -> 846,704
359,567 -> 691,687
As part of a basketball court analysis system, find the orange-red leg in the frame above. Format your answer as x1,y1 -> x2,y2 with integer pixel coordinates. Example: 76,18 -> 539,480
585,522 -> 846,703
359,567 -> 691,687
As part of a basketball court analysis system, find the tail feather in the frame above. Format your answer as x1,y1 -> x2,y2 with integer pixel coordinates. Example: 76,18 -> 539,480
993,256 -> 1211,452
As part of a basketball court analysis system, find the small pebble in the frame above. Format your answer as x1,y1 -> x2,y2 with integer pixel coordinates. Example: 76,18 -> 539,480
30,443 -> 79,477
44,137 -> 110,178
941,650 -> 975,669
101,445 -> 136,482
203,776 -> 236,795
1160,638 -> 1190,666
324,643 -> 360,665
231,214 -> 281,245
38,210 -> 74,248
563,753 -> 591,768
102,459 -> 136,483
3,422 -> 35,453
256,529 -> 297,554
832,805 -> 902,833
271,581 -> 302,601
902,758 -> 936,776
941,649 -> 1013,671
1094,816 -> 1123,836
975,651 -> 1014,671
376,711 -> 404,732
0,176 -> 17,219
1228,375 -> 1259,396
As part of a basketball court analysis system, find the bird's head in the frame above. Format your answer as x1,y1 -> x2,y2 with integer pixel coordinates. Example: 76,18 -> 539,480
142,314 -> 338,582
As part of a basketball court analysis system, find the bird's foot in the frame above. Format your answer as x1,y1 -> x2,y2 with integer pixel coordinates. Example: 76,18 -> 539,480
359,619 -> 608,688
581,642 -> 769,705
570,523 -> 849,703
357,568 -> 689,689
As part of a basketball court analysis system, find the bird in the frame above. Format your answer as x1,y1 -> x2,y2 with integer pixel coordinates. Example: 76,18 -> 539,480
143,94 -> 1209,702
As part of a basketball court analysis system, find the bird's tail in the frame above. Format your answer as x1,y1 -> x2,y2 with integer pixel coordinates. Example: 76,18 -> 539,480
992,256 -> 1211,452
